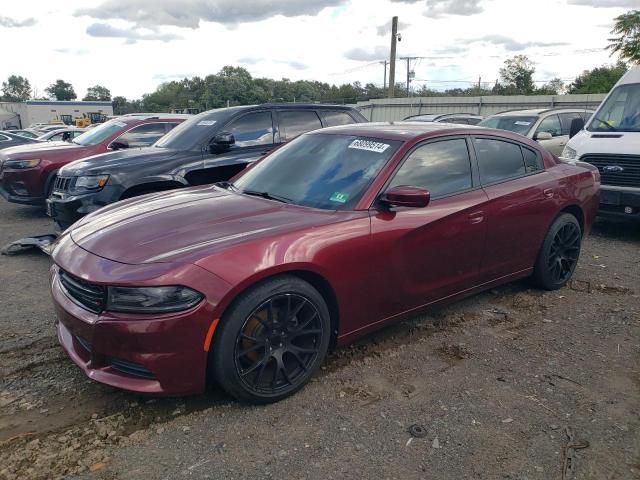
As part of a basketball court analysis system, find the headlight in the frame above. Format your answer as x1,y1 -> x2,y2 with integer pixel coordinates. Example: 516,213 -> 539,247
106,285 -> 204,313
4,159 -> 40,169
561,146 -> 577,160
70,175 -> 109,194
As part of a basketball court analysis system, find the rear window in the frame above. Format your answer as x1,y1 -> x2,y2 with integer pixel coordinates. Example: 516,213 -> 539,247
478,116 -> 538,135
321,111 -> 357,127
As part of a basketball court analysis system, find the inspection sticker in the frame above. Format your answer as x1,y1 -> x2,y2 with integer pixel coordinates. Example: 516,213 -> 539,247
514,121 -> 531,126
329,192 -> 350,203
197,120 -> 217,126
348,139 -> 390,153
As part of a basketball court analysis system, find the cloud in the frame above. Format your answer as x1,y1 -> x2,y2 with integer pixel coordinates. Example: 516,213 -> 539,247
345,46 -> 388,62
86,23 -> 183,42
239,58 -> 307,70
391,0 -> 485,17
376,20 -> 411,36
55,48 -> 89,55
471,34 -> 568,51
0,16 -> 36,28
76,0 -> 348,29
286,61 -> 307,71
433,45 -> 468,55
568,0 -> 638,7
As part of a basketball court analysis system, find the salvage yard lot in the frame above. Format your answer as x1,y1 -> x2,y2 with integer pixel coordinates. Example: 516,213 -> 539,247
0,200 -> 638,480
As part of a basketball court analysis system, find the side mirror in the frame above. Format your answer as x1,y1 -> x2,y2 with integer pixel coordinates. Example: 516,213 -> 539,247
212,132 -> 235,146
382,185 -> 431,208
569,117 -> 584,139
109,140 -> 129,150
535,131 -> 553,141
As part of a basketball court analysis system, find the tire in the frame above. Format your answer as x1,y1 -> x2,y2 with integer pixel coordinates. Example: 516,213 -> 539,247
210,276 -> 331,404
532,213 -> 582,290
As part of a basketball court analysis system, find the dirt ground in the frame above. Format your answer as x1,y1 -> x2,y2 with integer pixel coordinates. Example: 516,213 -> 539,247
0,200 -> 638,480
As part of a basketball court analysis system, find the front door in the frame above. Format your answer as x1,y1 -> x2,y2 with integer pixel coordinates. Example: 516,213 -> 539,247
534,114 -> 567,156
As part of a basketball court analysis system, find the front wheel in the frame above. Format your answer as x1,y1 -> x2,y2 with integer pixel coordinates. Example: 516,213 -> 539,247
532,213 -> 582,290
209,276 -> 331,404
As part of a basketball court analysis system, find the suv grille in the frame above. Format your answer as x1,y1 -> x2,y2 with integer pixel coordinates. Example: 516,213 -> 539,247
59,270 -> 106,313
53,176 -> 73,193
580,154 -> 640,188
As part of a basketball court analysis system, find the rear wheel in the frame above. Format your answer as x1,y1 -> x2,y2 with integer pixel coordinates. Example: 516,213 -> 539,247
210,276 -> 331,404
532,213 -> 582,290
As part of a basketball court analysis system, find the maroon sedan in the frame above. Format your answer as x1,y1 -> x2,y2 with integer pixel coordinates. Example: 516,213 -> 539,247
0,115 -> 188,206
49,123 -> 600,403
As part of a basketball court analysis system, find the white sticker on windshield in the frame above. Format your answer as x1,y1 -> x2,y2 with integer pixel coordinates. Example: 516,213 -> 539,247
197,120 -> 217,126
514,121 -> 531,126
113,121 -> 126,127
348,139 -> 390,153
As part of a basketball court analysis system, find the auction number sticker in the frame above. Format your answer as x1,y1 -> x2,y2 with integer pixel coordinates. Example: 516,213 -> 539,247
329,192 -> 350,203
514,121 -> 531,126
348,139 -> 390,153
197,120 -> 217,126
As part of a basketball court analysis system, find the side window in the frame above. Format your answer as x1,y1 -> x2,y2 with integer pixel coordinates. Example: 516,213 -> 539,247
446,118 -> 468,125
467,118 -> 482,125
536,115 -> 562,137
165,122 -> 180,133
321,111 -> 356,127
558,113 -> 581,136
475,138 -> 526,184
279,111 -> 322,141
0,134 -> 11,142
225,112 -> 274,147
389,139 -> 472,198
117,123 -> 170,148
522,147 -> 544,173
49,133 -> 64,141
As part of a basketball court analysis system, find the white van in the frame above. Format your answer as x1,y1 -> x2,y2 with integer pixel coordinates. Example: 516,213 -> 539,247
561,66 -> 640,219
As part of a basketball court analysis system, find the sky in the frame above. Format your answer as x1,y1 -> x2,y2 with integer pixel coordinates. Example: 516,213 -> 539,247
0,0 -> 634,100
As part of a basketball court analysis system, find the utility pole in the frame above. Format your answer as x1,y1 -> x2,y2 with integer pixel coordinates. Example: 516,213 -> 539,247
477,76 -> 481,93
400,57 -> 419,96
381,60 -> 388,91
388,16 -> 398,98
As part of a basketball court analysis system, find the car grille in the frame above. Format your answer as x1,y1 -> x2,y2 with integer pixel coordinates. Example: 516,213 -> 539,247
53,176 -> 73,193
580,154 -> 640,188
59,270 -> 106,313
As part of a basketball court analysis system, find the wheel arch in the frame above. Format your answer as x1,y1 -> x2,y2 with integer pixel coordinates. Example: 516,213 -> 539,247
558,204 -> 585,235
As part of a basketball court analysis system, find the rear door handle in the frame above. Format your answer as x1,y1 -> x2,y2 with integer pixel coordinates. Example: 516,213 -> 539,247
468,211 -> 484,224
544,188 -> 554,198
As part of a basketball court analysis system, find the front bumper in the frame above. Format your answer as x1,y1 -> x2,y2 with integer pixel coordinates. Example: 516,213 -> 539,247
48,186 -> 120,230
598,185 -> 640,220
0,182 -> 45,205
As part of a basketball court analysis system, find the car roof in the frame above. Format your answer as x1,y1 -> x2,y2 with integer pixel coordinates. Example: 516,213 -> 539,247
492,108 -> 594,117
313,121 -> 485,141
116,114 -> 192,124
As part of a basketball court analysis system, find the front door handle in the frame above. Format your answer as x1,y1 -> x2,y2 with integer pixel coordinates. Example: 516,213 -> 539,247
543,188 -> 554,198
468,211 -> 484,224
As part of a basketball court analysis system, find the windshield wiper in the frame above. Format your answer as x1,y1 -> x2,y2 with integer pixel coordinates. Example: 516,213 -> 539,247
591,116 -> 617,131
214,181 -> 237,191
241,189 -> 292,204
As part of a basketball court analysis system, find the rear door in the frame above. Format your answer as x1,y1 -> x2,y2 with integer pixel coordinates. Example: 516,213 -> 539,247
473,136 -> 556,278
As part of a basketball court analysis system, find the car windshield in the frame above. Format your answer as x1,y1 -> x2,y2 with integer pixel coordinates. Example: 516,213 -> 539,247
588,83 -> 640,132
155,110 -> 230,150
478,116 -> 538,135
233,133 -> 402,210
73,120 -> 128,146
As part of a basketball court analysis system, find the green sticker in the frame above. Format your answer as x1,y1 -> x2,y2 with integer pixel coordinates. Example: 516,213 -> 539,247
329,192 -> 350,203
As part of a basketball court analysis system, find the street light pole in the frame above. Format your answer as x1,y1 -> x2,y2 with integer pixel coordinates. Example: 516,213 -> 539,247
388,16 -> 398,98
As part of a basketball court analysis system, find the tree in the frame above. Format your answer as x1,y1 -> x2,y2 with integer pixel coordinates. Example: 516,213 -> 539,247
83,85 -> 111,101
498,55 -> 535,94
608,10 -> 640,64
1,75 -> 32,101
45,80 -> 77,101
568,62 -> 628,94
537,78 -> 565,95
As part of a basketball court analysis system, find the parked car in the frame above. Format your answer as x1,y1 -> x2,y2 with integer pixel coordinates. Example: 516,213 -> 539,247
478,108 -> 593,156
0,115 -> 189,206
37,128 -> 87,142
33,125 -> 68,134
404,113 -> 484,125
47,103 -> 367,230
11,129 -> 42,139
49,122 -> 600,402
561,66 -> 640,220
0,131 -> 41,150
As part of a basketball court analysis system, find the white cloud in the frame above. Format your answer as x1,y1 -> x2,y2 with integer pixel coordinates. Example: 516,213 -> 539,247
345,46 -> 388,61
0,16 -> 36,27
86,23 -> 183,42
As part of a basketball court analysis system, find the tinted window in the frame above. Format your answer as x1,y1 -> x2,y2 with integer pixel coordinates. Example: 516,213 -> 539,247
389,139 -> 472,198
467,118 -> 483,125
234,134 -> 401,210
117,123 -> 169,148
321,111 -> 356,127
478,116 -> 537,135
523,147 -> 543,173
280,111 -> 322,141
475,138 -> 526,184
225,112 -> 274,147
536,114 -> 562,137
445,118 -> 469,124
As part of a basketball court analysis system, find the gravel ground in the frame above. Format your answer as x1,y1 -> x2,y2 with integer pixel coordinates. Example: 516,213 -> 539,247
0,200 -> 638,480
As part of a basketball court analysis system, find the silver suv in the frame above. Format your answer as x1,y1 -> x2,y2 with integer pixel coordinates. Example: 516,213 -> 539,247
478,108 -> 593,156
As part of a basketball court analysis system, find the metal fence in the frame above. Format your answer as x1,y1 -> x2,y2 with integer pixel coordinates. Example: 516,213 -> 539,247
356,93 -> 607,122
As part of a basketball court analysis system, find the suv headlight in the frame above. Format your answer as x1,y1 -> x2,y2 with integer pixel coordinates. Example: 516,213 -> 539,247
106,286 -> 204,313
4,159 -> 40,169
561,146 -> 577,160
70,175 -> 109,194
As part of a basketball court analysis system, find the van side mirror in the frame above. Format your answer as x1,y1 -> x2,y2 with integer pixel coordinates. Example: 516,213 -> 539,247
569,117 -> 584,139
535,131 -> 553,141
381,185 -> 431,208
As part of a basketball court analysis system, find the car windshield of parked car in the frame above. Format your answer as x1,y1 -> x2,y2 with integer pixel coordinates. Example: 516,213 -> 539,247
73,120 -> 127,146
588,83 -> 640,132
154,111 -> 230,150
478,116 -> 538,135
233,133 -> 402,210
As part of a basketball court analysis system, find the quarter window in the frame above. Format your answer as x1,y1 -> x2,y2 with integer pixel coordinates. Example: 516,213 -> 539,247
389,139 -> 472,198
279,111 -> 322,141
225,112 -> 274,147
523,147 -> 543,173
321,111 -> 356,127
475,138 -> 526,184
536,115 -> 562,137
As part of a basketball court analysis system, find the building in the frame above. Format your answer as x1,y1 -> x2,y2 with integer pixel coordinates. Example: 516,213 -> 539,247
0,100 -> 114,129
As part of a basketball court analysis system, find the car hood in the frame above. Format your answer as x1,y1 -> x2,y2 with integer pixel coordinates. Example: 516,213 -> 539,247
69,186 -> 350,265
60,147 -> 181,176
0,141 -> 83,159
